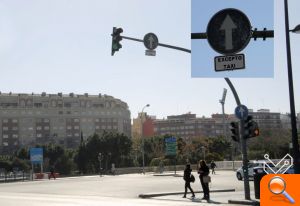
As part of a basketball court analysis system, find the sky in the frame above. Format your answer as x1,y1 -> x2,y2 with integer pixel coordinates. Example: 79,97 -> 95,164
191,0 -> 274,77
0,0 -> 299,121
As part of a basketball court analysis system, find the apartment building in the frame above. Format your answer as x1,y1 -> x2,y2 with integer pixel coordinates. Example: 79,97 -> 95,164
0,92 -> 131,154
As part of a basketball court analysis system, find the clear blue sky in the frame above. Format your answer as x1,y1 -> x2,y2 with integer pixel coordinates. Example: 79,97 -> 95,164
191,0 -> 274,77
0,0 -> 299,120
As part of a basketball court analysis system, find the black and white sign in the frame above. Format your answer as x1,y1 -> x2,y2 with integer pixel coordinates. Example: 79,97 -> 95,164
206,8 -> 252,55
145,50 -> 156,56
214,54 -> 245,71
143,33 -> 158,50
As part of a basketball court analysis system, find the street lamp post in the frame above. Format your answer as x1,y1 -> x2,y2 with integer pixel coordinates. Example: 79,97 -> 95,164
98,152 -> 103,177
201,146 -> 206,161
284,0 -> 300,174
141,104 -> 150,175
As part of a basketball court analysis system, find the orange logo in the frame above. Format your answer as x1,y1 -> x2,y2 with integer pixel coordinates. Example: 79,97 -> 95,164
261,174 -> 300,205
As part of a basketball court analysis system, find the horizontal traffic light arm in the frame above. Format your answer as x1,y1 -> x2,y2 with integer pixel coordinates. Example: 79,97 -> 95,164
191,29 -> 274,40
120,35 -> 191,53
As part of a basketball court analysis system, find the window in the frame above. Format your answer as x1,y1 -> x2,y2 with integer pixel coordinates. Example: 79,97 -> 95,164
74,119 -> 80,122
36,126 -> 42,130
12,134 -> 18,138
37,133 -> 42,138
12,119 -> 18,123
44,126 -> 50,130
3,134 -> 8,139
64,103 -> 71,107
44,119 -> 49,123
74,126 -> 80,130
12,127 -> 18,131
67,126 -> 72,130
3,127 -> 8,131
74,133 -> 79,137
3,142 -> 8,146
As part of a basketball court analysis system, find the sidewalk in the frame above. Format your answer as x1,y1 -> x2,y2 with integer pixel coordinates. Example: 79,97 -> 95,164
140,190 -> 260,205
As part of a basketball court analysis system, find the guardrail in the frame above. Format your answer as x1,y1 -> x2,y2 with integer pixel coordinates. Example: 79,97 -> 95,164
113,160 -> 243,175
0,171 -> 31,183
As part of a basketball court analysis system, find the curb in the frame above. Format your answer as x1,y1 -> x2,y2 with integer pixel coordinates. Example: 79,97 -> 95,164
153,174 -> 182,177
228,199 -> 260,206
139,189 -> 235,198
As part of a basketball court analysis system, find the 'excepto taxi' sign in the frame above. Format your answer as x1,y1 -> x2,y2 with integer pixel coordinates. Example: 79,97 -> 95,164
214,54 -> 245,72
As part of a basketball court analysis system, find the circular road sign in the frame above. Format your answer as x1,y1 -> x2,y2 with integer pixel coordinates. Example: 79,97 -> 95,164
235,104 -> 249,120
206,8 -> 252,55
143,33 -> 159,50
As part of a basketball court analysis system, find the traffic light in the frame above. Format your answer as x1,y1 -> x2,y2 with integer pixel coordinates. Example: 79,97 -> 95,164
230,121 -> 240,142
244,115 -> 260,139
111,27 -> 123,56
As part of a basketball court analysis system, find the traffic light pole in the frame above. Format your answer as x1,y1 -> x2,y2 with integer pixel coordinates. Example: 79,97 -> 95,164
225,78 -> 250,200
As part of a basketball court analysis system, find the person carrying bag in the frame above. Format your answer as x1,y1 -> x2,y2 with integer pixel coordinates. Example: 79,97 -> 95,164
183,164 -> 195,198
198,160 -> 210,201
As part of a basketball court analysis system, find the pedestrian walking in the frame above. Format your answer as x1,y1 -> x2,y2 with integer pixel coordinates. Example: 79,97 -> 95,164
210,160 -> 217,175
183,164 -> 195,198
49,166 -> 56,180
198,160 -> 210,201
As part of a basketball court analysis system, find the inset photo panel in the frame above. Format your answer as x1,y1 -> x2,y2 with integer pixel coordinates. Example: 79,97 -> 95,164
191,0 -> 274,78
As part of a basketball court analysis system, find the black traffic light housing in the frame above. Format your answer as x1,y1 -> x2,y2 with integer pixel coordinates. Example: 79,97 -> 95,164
111,27 -> 123,56
230,121 -> 240,142
244,115 -> 260,139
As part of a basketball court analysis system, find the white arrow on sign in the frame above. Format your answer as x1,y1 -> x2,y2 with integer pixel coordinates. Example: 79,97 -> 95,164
239,107 -> 245,118
220,15 -> 237,50
148,35 -> 155,49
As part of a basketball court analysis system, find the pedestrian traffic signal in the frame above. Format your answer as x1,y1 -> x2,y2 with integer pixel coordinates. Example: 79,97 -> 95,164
244,115 -> 260,139
111,27 -> 123,56
230,121 -> 240,142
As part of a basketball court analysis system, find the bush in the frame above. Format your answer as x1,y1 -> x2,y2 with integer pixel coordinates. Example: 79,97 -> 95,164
149,157 -> 163,167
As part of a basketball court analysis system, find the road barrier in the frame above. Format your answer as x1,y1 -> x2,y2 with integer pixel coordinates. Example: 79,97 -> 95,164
0,171 -> 31,183
113,160 -> 243,175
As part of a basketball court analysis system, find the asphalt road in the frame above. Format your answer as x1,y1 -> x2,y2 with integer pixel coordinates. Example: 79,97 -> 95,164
0,170 -> 256,206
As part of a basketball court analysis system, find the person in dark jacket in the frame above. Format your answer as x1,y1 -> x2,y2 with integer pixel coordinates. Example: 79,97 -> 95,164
49,166 -> 56,180
198,160 -> 210,200
183,164 -> 195,198
210,160 -> 217,174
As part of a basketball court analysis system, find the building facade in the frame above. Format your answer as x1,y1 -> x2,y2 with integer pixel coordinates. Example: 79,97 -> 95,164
153,113 -> 220,139
135,109 -> 292,141
132,113 -> 155,139
0,92 -> 131,154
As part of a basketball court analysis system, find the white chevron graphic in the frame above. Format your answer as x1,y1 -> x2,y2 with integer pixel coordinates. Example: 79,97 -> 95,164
263,153 -> 293,174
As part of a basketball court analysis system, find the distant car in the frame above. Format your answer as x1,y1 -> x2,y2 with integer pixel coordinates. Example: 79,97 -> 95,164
236,161 -> 275,181
236,162 -> 263,181
252,163 -> 294,177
